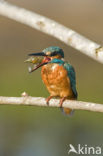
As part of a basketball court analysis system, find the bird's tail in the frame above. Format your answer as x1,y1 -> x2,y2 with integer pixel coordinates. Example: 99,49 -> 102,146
60,107 -> 74,116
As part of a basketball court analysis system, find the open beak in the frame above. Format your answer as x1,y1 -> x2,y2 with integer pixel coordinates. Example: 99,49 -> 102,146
26,52 -> 51,73
29,62 -> 48,73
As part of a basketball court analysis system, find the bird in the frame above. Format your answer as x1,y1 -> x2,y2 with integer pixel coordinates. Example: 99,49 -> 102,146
28,46 -> 78,115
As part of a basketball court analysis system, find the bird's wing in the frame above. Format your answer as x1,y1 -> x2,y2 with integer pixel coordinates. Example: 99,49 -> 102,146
64,62 -> 78,98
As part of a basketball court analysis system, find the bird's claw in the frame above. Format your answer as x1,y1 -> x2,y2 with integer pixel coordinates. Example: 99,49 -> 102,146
46,96 -> 53,106
59,97 -> 66,108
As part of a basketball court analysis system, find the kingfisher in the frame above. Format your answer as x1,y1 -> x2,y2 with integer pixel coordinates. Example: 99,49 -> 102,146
27,46 -> 78,115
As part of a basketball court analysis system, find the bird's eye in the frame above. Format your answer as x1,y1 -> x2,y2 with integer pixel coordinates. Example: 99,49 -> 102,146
50,51 -> 57,56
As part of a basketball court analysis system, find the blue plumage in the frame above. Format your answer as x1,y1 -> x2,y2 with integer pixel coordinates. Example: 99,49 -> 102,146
64,62 -> 78,98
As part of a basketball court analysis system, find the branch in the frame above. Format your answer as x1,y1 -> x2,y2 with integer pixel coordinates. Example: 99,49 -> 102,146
0,95 -> 103,113
0,1 -> 103,64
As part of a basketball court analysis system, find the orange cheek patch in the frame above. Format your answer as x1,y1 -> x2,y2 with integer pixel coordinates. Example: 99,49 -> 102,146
50,55 -> 61,60
46,51 -> 51,56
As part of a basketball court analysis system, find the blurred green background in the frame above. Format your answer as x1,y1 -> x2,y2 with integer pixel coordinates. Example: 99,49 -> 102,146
0,0 -> 103,156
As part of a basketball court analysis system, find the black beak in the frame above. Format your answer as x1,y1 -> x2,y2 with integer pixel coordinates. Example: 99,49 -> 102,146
28,52 -> 47,56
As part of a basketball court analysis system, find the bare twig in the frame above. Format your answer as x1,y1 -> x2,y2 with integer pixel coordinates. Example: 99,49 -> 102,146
0,96 -> 103,113
0,1 -> 103,64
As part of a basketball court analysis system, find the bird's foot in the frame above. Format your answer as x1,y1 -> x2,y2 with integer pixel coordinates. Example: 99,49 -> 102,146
46,96 -> 53,105
59,97 -> 66,108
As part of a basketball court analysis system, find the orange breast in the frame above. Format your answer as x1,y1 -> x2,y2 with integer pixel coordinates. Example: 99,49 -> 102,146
41,63 -> 74,98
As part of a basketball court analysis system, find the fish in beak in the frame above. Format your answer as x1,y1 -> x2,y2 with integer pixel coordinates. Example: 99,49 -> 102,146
24,56 -> 43,64
25,52 -> 51,73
